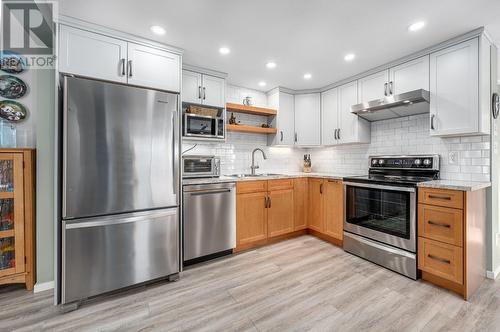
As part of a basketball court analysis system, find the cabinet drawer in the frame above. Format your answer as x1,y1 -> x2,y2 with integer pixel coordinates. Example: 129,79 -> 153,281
268,179 -> 294,191
418,188 -> 463,209
418,204 -> 463,246
418,237 -> 463,284
237,181 -> 267,194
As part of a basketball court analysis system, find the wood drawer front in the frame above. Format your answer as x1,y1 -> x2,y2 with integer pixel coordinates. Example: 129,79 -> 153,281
268,178 -> 294,191
418,188 -> 464,209
418,204 -> 463,246
237,181 -> 268,194
418,237 -> 463,284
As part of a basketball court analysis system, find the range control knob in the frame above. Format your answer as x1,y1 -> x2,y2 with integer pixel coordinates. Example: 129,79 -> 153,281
372,159 -> 378,165
378,159 -> 385,165
423,159 -> 432,166
414,159 -> 422,166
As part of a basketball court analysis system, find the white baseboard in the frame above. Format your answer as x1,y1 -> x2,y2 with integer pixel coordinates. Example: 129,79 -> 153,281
34,280 -> 54,293
486,266 -> 500,280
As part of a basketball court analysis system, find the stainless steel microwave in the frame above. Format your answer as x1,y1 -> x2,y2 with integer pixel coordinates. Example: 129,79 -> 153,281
183,113 -> 225,139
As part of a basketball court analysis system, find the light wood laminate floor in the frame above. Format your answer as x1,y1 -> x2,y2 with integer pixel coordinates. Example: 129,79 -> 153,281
1,235 -> 500,331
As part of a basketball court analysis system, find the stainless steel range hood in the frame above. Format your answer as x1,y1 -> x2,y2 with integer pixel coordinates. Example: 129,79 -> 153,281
351,89 -> 430,122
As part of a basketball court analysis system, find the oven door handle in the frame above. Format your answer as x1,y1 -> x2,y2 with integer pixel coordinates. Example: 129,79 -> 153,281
343,181 -> 415,193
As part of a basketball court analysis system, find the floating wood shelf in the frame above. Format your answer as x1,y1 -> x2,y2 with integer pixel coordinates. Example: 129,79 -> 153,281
226,124 -> 277,134
226,103 -> 277,116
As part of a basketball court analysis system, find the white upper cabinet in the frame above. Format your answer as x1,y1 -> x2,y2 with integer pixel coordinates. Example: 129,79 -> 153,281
357,70 -> 389,103
338,81 -> 370,144
321,88 -> 339,146
267,91 -> 295,146
59,25 -> 127,83
59,24 -> 181,92
127,42 -> 180,92
294,93 -> 321,146
430,38 -> 484,136
182,70 -> 202,104
182,70 -> 225,108
389,55 -> 429,95
201,75 -> 225,108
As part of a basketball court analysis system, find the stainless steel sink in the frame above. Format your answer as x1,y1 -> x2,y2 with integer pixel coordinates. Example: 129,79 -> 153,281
225,173 -> 285,178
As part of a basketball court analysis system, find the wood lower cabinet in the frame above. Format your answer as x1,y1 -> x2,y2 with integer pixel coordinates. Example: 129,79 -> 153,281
293,178 -> 308,230
0,149 -> 35,290
418,187 -> 486,300
323,180 -> 343,241
268,188 -> 294,238
307,178 -> 324,232
236,191 -> 268,248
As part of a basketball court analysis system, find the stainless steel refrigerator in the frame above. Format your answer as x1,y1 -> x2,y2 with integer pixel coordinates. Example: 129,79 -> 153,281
60,76 -> 180,305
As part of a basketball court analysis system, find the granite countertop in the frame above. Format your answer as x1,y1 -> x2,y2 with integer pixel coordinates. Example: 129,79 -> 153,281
417,180 -> 491,192
182,172 -> 352,186
182,172 -> 491,192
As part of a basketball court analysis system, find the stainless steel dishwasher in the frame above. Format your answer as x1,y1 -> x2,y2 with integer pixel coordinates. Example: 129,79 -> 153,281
182,182 -> 236,265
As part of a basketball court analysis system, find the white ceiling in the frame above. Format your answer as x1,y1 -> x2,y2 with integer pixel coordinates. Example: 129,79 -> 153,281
59,0 -> 500,91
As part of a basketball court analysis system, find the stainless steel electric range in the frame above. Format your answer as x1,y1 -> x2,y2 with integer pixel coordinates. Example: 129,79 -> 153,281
342,155 -> 439,279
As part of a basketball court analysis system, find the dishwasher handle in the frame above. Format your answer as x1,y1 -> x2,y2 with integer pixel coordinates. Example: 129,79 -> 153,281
189,188 -> 232,196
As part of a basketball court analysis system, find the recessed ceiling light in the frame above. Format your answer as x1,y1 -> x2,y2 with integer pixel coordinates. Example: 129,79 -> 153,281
150,25 -> 166,35
266,62 -> 276,69
219,47 -> 230,55
303,73 -> 312,80
408,21 -> 426,32
258,81 -> 267,87
344,53 -> 356,62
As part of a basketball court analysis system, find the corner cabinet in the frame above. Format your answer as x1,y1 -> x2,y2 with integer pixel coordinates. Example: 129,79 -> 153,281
182,70 -> 225,108
0,149 -> 35,290
59,24 -> 181,92
294,93 -> 321,146
430,37 -> 490,136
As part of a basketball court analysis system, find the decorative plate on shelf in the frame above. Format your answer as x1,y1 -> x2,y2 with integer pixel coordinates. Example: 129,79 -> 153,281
0,75 -> 27,99
0,52 -> 25,74
0,100 -> 27,122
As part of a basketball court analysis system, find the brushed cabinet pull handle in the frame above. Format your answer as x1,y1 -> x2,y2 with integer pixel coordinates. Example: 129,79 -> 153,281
294,133 -> 298,143
203,87 -> 206,100
389,81 -> 393,95
428,194 -> 451,201
428,254 -> 451,264
320,183 -> 323,194
198,86 -> 202,99
120,58 -> 126,76
431,114 -> 436,130
264,197 -> 268,208
384,83 -> 388,96
337,128 -> 341,140
280,131 -> 283,142
128,60 -> 133,77
428,220 -> 451,228
334,129 -> 338,140
268,196 -> 271,208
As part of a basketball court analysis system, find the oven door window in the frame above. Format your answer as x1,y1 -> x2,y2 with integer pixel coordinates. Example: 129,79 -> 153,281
186,117 -> 215,136
345,185 -> 411,239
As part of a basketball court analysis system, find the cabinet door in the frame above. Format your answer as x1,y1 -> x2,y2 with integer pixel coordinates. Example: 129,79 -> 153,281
338,81 -> 362,144
323,180 -> 343,241
308,179 -> 324,232
236,192 -> 267,247
0,153 -> 25,278
268,189 -> 294,238
293,178 -> 308,231
127,42 -> 180,92
294,93 -> 321,146
59,25 -> 127,83
389,55 -> 430,95
357,70 -> 389,103
430,38 -> 479,136
321,88 -> 339,146
202,75 -> 225,108
278,92 -> 295,145
182,70 -> 202,104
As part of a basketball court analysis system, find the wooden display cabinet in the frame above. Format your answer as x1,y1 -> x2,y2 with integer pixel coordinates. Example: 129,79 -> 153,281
0,149 -> 35,290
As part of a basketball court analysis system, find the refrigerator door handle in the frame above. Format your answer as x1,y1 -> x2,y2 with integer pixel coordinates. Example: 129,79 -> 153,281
171,111 -> 178,198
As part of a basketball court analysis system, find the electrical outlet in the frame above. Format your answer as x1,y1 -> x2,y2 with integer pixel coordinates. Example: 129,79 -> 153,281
448,151 -> 458,165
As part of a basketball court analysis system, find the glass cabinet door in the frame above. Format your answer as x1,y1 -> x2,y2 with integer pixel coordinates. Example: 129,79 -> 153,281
0,153 -> 24,276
